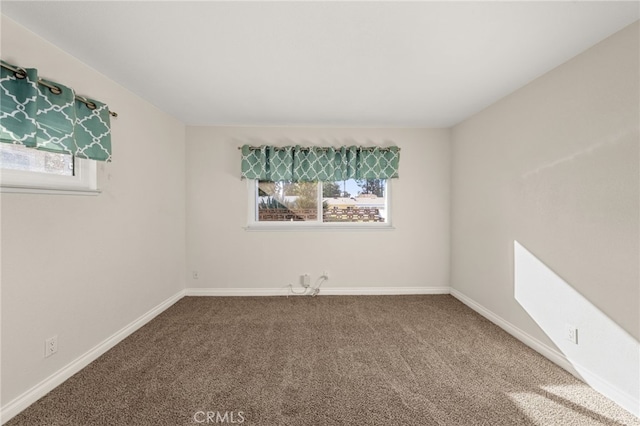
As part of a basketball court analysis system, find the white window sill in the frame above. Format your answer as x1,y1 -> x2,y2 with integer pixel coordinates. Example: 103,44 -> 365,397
244,224 -> 395,232
1,156 -> 98,195
0,185 -> 101,196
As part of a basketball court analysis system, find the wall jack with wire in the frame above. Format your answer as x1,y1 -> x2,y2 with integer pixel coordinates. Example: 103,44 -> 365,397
288,272 -> 329,297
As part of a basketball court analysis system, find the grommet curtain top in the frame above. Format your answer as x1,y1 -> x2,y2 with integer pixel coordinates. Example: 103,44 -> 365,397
0,60 -> 114,162
240,145 -> 400,182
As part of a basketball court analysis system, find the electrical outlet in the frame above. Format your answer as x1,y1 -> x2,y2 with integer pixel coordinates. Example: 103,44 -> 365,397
566,324 -> 578,344
45,335 -> 58,358
301,274 -> 311,287
322,270 -> 330,279
192,270 -> 199,280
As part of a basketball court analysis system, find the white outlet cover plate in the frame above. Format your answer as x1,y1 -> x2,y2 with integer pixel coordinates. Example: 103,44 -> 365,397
566,324 -> 578,344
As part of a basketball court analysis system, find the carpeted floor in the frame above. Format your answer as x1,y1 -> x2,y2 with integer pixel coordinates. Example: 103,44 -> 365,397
6,295 -> 639,425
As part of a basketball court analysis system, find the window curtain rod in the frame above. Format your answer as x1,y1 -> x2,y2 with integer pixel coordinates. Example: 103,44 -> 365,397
1,62 -> 118,118
237,145 -> 401,152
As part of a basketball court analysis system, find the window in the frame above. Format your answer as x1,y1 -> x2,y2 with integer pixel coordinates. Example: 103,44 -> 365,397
0,144 -> 97,194
248,178 -> 390,228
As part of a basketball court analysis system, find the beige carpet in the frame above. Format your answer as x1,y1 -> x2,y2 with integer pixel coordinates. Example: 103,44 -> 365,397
6,295 -> 639,425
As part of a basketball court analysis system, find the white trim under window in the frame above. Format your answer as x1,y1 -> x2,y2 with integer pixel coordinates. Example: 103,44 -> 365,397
1,157 -> 99,195
245,179 -> 394,231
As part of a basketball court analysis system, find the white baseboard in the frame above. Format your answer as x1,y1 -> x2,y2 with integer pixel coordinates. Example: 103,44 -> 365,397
1,289 -> 186,425
450,288 -> 640,417
185,286 -> 451,297
449,289 -> 579,375
319,286 -> 450,295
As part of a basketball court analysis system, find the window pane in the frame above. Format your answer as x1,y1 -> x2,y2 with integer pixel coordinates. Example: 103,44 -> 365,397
0,144 -> 73,176
323,179 -> 386,223
257,181 -> 319,222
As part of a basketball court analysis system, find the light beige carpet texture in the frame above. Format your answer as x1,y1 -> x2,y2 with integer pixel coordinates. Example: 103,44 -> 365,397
6,295 -> 639,425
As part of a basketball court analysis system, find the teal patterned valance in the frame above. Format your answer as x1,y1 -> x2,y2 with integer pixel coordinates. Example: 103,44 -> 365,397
240,145 -> 400,181
0,60 -> 113,162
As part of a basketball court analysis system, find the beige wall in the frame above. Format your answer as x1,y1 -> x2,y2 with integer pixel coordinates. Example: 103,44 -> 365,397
1,16 -> 187,406
451,22 -> 639,412
186,126 -> 450,293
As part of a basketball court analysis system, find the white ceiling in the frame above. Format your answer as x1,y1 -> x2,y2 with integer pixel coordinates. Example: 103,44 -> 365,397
2,1 -> 638,127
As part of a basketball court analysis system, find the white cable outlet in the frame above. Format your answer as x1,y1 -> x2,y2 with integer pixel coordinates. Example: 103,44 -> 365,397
322,270 -> 330,279
45,335 -> 58,358
302,274 -> 311,287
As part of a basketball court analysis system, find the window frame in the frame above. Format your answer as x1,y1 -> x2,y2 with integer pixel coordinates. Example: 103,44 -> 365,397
246,179 -> 393,231
0,153 -> 99,196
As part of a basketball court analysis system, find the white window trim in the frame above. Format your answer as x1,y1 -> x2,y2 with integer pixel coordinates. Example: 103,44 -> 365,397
0,157 -> 99,196
245,179 -> 394,231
